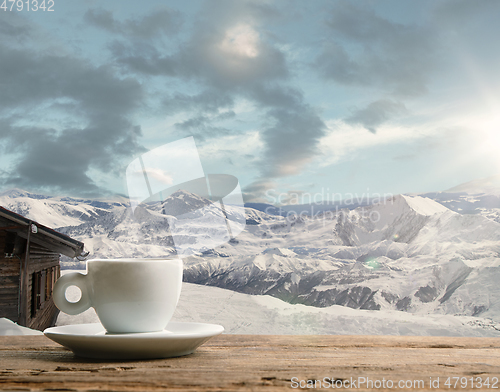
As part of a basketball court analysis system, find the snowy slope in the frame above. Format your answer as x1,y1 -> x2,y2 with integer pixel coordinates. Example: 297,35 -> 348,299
57,272 -> 500,337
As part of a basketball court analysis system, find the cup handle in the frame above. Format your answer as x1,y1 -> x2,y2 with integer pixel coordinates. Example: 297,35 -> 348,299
53,272 -> 91,315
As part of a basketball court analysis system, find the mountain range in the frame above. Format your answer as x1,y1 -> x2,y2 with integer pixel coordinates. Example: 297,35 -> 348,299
1,176 -> 500,334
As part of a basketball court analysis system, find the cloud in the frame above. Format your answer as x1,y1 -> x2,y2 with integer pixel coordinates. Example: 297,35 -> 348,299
315,1 -> 438,96
0,12 -> 31,42
108,1 -> 288,93
242,179 -> 276,203
180,24 -> 288,90
0,36 -> 145,196
84,6 -> 182,38
235,84 -> 326,202
314,42 -> 360,85
110,1 -> 288,90
112,26 -> 288,90
434,0 -> 500,26
345,99 -> 407,134
173,112 -> 236,141
109,41 -> 178,77
163,90 -> 234,115
243,84 -> 326,173
261,105 -> 325,178
108,1 -> 325,201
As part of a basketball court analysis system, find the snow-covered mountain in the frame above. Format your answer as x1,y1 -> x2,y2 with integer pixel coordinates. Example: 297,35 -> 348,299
1,182 -> 500,331
183,194 -> 500,322
0,188 -> 128,228
445,174 -> 500,195
246,175 -> 500,221
58,272 -> 500,337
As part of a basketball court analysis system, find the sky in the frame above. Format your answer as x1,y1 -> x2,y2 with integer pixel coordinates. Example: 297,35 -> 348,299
1,0 -> 500,204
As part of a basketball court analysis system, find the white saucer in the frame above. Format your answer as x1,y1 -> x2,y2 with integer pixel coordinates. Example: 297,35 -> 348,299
44,322 -> 224,360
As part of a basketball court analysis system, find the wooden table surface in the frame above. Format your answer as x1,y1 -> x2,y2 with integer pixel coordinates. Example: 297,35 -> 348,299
1,334 -> 500,391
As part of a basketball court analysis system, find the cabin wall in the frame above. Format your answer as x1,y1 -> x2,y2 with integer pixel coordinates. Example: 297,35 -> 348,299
26,244 -> 60,331
0,209 -> 83,331
0,231 -> 21,322
0,231 -> 61,330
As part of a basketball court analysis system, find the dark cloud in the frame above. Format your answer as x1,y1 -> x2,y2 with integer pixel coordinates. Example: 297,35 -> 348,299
345,99 -> 407,134
261,106 -> 326,177
176,110 -> 236,130
0,37 -> 145,196
6,129 -> 102,193
315,1 -> 438,96
249,84 -> 303,109
0,13 -> 32,42
314,42 -> 360,85
249,85 -> 326,178
111,29 -> 288,90
162,90 -> 234,115
239,84 -> 326,201
176,115 -> 218,131
173,113 -> 236,142
84,7 -> 182,38
109,41 -> 178,76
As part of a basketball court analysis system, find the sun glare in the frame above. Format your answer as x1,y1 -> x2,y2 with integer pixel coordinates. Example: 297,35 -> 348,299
477,115 -> 500,171
219,24 -> 259,58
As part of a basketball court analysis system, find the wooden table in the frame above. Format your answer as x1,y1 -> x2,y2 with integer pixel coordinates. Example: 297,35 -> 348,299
1,335 -> 500,391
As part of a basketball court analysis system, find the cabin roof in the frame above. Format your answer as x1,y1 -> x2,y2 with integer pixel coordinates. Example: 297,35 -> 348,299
0,206 -> 87,259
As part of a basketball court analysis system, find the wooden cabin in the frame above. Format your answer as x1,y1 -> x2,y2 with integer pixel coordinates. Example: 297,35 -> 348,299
0,206 -> 86,331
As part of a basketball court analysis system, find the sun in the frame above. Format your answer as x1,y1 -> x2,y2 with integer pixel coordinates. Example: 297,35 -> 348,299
219,24 -> 259,59
476,114 -> 500,171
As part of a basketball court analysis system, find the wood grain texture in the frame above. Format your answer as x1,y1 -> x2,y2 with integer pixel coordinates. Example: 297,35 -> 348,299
1,335 -> 500,391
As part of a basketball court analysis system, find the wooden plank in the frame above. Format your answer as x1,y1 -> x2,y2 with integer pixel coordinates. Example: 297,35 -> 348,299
0,335 -> 499,391
0,268 -> 20,276
0,285 -> 17,292
18,232 -> 78,259
0,291 -> 18,299
30,247 -> 59,255
0,225 -> 26,230
0,295 -> 18,302
0,286 -> 18,293
0,286 -> 18,294
0,303 -> 18,309
0,259 -> 21,275
0,275 -> 19,286
27,258 -> 59,274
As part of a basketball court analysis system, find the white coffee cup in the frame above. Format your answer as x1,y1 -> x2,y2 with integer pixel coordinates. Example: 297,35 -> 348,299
53,257 -> 183,334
